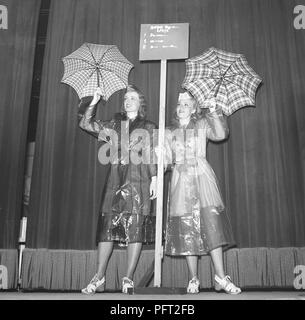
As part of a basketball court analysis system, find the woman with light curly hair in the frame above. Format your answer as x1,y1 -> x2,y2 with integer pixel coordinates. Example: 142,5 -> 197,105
163,90 -> 241,295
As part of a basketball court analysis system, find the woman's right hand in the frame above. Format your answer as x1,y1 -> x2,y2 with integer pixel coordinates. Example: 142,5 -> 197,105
154,145 -> 167,159
90,87 -> 103,106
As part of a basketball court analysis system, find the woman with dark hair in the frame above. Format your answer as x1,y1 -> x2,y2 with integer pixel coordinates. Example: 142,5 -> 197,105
79,85 -> 157,294
163,90 -> 241,294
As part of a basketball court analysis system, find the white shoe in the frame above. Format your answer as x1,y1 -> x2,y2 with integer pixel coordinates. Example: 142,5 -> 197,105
81,274 -> 105,295
214,275 -> 241,294
187,276 -> 200,294
122,277 -> 134,294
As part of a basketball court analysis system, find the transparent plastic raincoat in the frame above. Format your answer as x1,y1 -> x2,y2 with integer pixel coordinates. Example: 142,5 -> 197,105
78,97 -> 157,245
164,107 -> 235,256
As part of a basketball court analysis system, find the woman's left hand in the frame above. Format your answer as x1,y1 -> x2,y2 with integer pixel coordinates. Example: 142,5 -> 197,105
150,176 -> 157,199
202,97 -> 217,111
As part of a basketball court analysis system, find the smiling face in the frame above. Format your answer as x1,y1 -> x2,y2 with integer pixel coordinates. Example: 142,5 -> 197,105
176,92 -> 196,120
124,91 -> 141,114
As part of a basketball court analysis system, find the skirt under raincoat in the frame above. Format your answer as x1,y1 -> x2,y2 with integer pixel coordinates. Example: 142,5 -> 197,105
164,107 -> 235,256
78,97 -> 157,245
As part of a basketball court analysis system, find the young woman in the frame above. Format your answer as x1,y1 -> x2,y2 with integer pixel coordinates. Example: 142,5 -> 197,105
79,85 -> 157,294
163,90 -> 241,294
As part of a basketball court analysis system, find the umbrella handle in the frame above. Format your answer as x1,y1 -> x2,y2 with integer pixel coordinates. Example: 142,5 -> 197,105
96,68 -> 100,88
213,63 -> 231,98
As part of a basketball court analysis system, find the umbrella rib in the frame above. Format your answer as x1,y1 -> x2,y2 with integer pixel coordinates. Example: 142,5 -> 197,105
83,45 -> 132,67
223,78 -> 255,104
101,68 -> 129,86
198,73 -> 260,81
210,48 -> 242,77
96,45 -> 115,65
213,63 -> 234,97
221,55 -> 260,79
97,69 -> 105,97
192,62 -> 221,74
214,51 -> 237,77
85,43 -> 99,66
100,59 -> 133,65
98,67 -> 130,82
78,68 -> 97,89
99,60 -> 133,72
220,81 -> 249,113
213,49 -> 223,74
80,67 -> 105,97
225,73 -> 261,81
62,66 -> 96,80
63,57 -> 96,68
95,45 -> 132,65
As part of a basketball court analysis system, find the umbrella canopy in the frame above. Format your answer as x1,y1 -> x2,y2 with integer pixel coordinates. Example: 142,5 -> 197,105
61,43 -> 133,100
181,47 -> 262,115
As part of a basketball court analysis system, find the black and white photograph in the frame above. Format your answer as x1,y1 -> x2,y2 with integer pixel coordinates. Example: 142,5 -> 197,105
0,0 -> 305,314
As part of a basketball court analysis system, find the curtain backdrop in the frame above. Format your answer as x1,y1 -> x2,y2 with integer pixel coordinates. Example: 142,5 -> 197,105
27,0 -> 305,249
21,247 -> 305,290
0,0 -> 41,248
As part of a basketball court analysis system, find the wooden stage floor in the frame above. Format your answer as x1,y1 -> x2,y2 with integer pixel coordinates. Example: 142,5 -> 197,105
0,290 -> 304,300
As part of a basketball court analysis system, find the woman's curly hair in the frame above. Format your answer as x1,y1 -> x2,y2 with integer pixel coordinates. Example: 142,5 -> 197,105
171,89 -> 204,127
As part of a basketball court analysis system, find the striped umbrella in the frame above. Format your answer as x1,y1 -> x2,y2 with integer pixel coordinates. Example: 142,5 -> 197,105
182,47 -> 262,116
61,43 -> 133,100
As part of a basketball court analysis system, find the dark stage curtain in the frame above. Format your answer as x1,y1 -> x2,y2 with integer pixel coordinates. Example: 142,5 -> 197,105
27,0 -> 305,249
0,0 -> 41,248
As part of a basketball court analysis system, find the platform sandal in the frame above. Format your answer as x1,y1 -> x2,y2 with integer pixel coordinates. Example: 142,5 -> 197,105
81,274 -> 105,294
214,275 -> 241,294
122,277 -> 134,294
187,276 -> 200,294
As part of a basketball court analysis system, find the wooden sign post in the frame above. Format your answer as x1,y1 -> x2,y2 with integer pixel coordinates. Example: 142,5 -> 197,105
139,23 -> 189,289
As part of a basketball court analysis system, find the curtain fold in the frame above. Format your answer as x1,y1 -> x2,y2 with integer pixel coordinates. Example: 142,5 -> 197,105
21,247 -> 305,290
0,250 -> 18,289
27,0 -> 305,249
0,0 -> 41,248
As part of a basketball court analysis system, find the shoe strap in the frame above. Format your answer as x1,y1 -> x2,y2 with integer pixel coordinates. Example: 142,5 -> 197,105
215,275 -> 239,292
90,275 -> 105,286
189,276 -> 199,284
122,277 -> 134,286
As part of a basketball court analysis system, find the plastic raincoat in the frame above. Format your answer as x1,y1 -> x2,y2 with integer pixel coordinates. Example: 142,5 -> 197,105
164,107 -> 235,256
78,97 -> 157,245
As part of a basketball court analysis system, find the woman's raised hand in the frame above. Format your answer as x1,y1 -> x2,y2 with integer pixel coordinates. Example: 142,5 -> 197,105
202,97 -> 217,111
90,87 -> 103,106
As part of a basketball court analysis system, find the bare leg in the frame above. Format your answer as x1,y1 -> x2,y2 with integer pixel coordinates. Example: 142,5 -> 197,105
126,242 -> 142,279
210,246 -> 241,293
96,241 -> 114,279
210,246 -> 226,279
186,255 -> 198,278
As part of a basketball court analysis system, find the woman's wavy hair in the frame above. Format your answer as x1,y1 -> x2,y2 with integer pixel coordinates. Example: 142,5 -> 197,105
121,84 -> 147,119
171,89 -> 203,127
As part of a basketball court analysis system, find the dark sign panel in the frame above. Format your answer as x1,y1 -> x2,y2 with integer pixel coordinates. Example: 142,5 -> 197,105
139,23 -> 189,61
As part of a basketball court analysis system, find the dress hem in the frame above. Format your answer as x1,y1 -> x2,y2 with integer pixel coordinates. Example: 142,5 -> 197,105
164,242 -> 236,256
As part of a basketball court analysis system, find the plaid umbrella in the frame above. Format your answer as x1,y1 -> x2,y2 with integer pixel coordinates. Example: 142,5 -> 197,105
61,43 -> 133,100
181,47 -> 262,115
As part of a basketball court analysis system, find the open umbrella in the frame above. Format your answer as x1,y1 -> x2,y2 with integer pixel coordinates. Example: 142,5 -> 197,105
182,47 -> 262,115
61,43 -> 133,100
